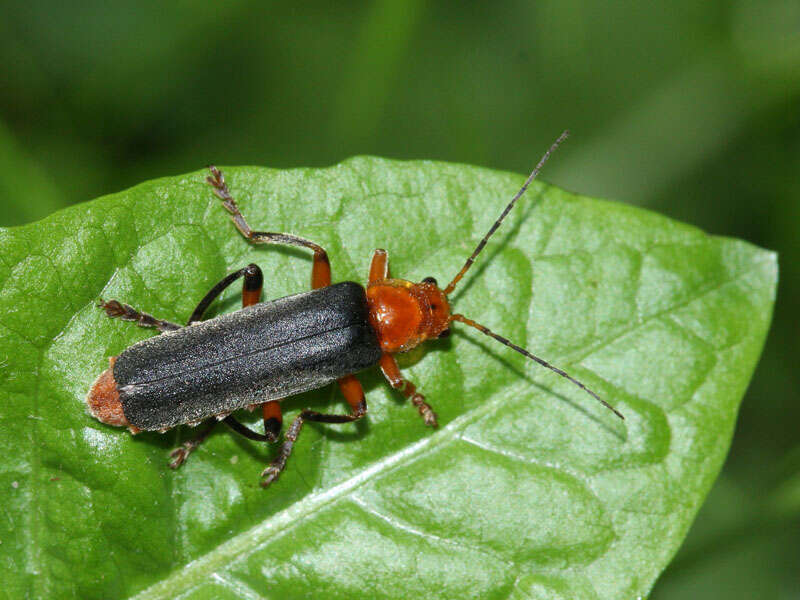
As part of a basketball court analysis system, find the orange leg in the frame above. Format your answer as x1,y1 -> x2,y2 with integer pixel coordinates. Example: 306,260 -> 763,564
311,252 -> 331,289
262,401 -> 283,443
337,374 -> 367,415
379,349 -> 438,428
369,248 -> 389,283
368,249 -> 437,427
261,373 -> 367,488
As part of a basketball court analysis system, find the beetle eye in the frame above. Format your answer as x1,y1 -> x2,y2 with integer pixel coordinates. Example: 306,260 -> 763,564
422,276 -> 438,286
438,328 -> 451,339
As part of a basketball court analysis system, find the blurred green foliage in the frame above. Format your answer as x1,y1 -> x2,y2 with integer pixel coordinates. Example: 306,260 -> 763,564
0,1 -> 797,596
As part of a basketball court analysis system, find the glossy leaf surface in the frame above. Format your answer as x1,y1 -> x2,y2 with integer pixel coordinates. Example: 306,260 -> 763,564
0,158 -> 776,598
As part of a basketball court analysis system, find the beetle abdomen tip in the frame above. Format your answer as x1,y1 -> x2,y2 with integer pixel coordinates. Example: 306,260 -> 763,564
86,357 -> 130,429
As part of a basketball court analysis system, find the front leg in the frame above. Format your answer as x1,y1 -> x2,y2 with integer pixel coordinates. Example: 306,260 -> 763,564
379,353 -> 438,427
369,248 -> 389,282
367,249 -> 437,426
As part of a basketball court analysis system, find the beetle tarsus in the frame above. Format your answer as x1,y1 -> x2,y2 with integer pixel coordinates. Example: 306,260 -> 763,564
206,165 -> 239,216
168,419 -> 219,468
206,166 -> 332,284
260,440 -> 294,487
168,443 -> 195,469
98,299 -> 181,332
378,353 -> 439,428
413,397 -> 438,428
260,413 -> 304,487
260,465 -> 282,488
258,406 -> 365,488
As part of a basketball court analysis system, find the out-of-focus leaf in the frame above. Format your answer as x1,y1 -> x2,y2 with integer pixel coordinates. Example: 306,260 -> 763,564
0,120 -> 63,225
0,157 -> 776,599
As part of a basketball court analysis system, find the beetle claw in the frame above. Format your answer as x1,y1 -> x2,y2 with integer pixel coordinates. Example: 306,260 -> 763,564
260,465 -> 281,488
412,397 -> 438,428
423,410 -> 438,428
168,443 -> 193,469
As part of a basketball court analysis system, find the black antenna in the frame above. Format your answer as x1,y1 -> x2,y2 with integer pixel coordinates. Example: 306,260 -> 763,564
444,130 -> 570,295
450,313 -> 624,420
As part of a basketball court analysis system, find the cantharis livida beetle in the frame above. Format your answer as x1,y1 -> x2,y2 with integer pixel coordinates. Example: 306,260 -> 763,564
87,131 -> 622,487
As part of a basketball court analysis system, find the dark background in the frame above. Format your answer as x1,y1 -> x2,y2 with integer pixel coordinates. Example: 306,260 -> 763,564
1,2 -> 797,596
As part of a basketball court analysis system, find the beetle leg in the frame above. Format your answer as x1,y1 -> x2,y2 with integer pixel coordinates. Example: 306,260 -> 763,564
337,374 -> 367,417
207,166 -> 331,289
169,419 -> 218,469
262,401 -> 282,443
261,374 -> 367,488
188,263 -> 263,324
379,353 -> 438,427
222,415 -> 272,441
98,300 -> 181,332
310,252 -> 332,289
368,248 -> 389,283
368,249 -> 437,426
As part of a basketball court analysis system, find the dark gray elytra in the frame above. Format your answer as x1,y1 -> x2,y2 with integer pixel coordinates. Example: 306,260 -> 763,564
113,282 -> 382,431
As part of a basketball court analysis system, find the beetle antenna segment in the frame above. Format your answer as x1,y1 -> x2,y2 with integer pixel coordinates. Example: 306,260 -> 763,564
443,130 -> 570,295
450,313 -> 624,420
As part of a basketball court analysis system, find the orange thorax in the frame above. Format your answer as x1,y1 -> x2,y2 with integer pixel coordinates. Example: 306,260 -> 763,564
366,279 -> 450,353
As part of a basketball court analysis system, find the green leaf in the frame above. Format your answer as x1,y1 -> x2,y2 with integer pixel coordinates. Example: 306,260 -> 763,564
0,157 -> 776,599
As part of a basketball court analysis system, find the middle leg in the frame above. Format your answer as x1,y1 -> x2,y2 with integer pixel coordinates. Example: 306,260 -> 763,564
207,166 -> 331,290
261,374 -> 367,488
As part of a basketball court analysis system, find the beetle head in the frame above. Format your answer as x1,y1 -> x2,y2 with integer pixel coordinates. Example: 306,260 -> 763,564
368,131 -> 622,420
